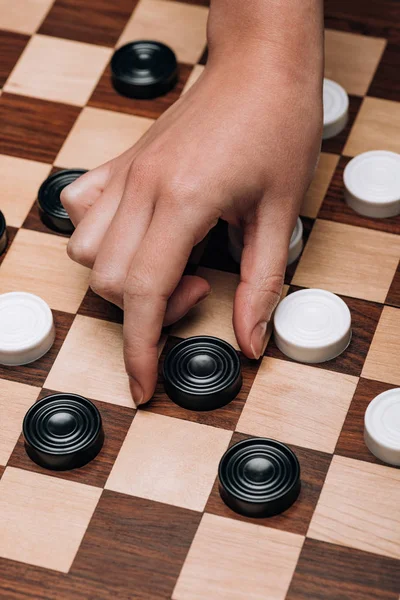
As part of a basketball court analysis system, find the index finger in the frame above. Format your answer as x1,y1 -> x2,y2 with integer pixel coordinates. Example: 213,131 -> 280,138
123,204 -> 211,405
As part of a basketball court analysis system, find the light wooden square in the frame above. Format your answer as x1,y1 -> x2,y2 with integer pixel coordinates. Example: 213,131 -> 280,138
46,314 -> 132,408
237,357 -> 358,453
119,0 -> 208,64
0,228 -> 90,313
301,153 -> 339,219
173,513 -> 304,600
293,220 -> 400,303
56,107 -> 154,170
182,65 -> 205,95
362,306 -> 400,386
106,411 -> 232,512
0,381 -> 39,466
0,154 -> 51,227
0,0 -> 53,35
0,467 -> 101,572
325,29 -> 386,96
308,455 -> 400,560
172,267 -> 288,350
171,268 -> 240,349
4,35 -> 111,107
344,97 -> 400,156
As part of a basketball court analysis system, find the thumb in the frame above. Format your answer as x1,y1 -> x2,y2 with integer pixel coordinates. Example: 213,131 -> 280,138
233,205 -> 294,359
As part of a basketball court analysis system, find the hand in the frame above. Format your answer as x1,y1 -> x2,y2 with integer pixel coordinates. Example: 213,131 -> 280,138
62,44 -> 323,407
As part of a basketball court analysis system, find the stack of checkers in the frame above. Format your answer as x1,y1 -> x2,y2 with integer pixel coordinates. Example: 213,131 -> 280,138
0,1 -> 400,598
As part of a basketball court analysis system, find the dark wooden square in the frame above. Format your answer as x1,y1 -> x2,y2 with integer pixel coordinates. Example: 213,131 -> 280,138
143,336 -> 257,431
205,431 -> 332,536
0,30 -> 29,88
287,538 -> 400,600
70,490 -> 202,599
368,43 -> 400,102
321,95 -> 363,156
0,93 -> 80,163
386,261 -> 400,308
318,156 -> 400,234
8,388 -> 135,488
88,63 -> 193,120
77,287 -> 123,324
265,289 -> 383,377
38,0 -> 138,47
335,377 -> 399,466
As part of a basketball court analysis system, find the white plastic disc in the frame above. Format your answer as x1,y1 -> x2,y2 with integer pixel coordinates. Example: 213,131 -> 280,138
323,79 -> 349,140
364,388 -> 400,466
0,292 -> 55,366
228,218 -> 303,266
273,288 -> 352,363
343,150 -> 400,218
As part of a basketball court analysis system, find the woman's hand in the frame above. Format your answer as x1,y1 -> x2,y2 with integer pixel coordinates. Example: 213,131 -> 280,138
62,21 -> 323,406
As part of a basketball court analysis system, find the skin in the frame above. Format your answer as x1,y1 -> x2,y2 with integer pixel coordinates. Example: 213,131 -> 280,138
62,0 -> 324,407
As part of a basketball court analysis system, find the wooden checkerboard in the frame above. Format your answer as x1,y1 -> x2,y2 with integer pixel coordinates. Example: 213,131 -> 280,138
0,0 -> 399,598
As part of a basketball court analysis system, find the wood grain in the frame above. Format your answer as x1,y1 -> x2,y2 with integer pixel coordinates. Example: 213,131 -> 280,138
321,95 -> 363,156
0,310 -> 74,387
318,156 -> 400,234
0,92 -> 80,163
173,513 -> 303,600
362,306 -> 400,385
335,377 -> 399,466
0,154 -> 51,229
308,455 -> 400,559
344,96 -> 400,156
118,0 -> 208,65
0,30 -> 29,88
39,0 -> 138,47
105,411 -> 232,512
206,432 -> 332,537
265,289 -> 383,378
89,62 -> 193,119
0,467 -> 101,572
368,43 -> 400,102
324,0 -> 400,42
292,220 -> 400,303
301,153 -> 339,219
55,106 -> 153,170
77,286 -> 123,324
324,29 -> 386,96
0,228 -> 90,313
8,387 -> 135,488
4,35 -> 111,107
71,490 -> 202,600
237,357 -> 358,454
287,538 -> 400,600
386,261 -> 400,308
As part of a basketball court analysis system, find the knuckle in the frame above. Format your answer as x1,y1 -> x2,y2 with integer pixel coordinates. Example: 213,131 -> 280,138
60,182 -> 81,209
89,270 -> 123,299
67,238 -> 94,265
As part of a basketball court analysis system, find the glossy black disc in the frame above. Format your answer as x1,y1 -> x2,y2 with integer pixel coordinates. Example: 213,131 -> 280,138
38,169 -> 87,234
23,393 -> 104,471
163,336 -> 242,411
219,438 -> 301,517
111,41 -> 178,99
0,210 -> 7,255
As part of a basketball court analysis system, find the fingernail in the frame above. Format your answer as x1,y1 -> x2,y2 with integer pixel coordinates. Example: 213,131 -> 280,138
129,376 -> 144,407
250,321 -> 268,360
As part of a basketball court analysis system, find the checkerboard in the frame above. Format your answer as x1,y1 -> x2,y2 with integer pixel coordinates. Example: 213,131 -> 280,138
0,0 -> 400,598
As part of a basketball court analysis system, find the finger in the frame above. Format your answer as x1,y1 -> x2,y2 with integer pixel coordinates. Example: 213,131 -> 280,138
61,162 -> 112,226
123,204 -> 215,405
89,165 -> 156,306
163,275 -> 210,326
66,168 -> 129,269
233,202 -> 295,360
